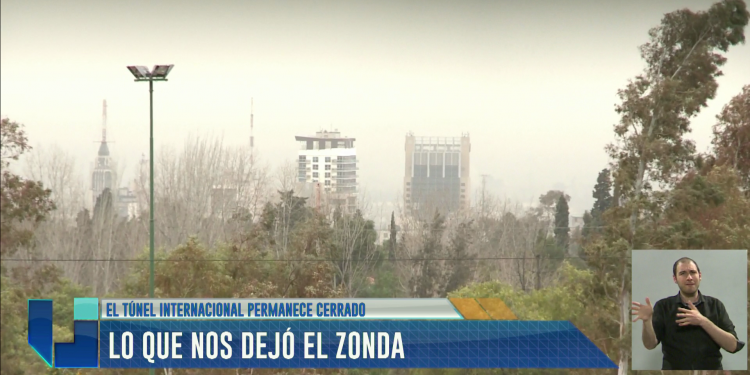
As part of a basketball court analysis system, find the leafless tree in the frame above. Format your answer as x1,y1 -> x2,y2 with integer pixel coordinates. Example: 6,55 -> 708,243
128,134 -> 268,251
19,145 -> 143,294
23,144 -> 86,221
329,209 -> 378,297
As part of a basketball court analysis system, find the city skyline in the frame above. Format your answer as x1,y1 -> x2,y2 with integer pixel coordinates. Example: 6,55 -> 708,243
3,0 -> 748,216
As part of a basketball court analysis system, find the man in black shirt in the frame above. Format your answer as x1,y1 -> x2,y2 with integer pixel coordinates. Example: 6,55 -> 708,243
632,257 -> 745,370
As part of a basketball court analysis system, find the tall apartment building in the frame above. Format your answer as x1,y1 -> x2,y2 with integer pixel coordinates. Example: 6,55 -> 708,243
296,130 -> 358,213
404,133 -> 470,217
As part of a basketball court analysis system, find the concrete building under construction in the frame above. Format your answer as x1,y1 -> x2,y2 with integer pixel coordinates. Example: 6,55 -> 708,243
404,133 -> 471,217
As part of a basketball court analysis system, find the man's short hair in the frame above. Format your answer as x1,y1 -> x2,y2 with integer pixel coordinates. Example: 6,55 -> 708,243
673,257 -> 700,276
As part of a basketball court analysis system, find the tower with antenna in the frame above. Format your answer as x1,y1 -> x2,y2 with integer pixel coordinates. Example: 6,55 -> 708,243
250,98 -> 254,171
91,99 -> 117,210
102,99 -> 107,143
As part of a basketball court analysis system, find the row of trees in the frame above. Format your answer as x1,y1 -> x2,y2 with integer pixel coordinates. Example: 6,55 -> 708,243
2,1 -> 749,373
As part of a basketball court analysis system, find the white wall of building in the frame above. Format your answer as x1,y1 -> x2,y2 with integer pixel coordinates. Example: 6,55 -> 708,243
298,148 -> 357,192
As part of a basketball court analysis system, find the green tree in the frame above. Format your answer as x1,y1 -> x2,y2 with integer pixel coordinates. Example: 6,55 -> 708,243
712,84 -> 750,192
591,168 -> 612,227
0,118 -> 55,260
581,210 -> 593,240
553,194 -> 569,251
596,1 -> 749,372
582,169 -> 613,244
442,220 -> 476,295
646,165 -> 750,249
449,263 -> 608,375
536,190 -> 570,223
411,210 -> 446,297
1,266 -> 92,375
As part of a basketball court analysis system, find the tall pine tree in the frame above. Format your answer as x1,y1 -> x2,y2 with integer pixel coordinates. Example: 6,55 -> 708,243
553,195 -> 570,251
583,168 -> 613,241
591,168 -> 613,227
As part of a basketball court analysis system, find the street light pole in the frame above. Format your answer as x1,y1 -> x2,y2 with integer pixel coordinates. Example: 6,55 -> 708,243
126,65 -> 173,375
149,78 -> 155,300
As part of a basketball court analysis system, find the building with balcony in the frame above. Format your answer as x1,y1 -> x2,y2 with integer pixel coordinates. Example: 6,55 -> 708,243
296,130 -> 358,213
404,133 -> 471,218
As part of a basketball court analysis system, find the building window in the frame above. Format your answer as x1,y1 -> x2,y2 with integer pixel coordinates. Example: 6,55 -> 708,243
325,180 -> 331,186
313,165 -> 318,170
313,179 -> 318,183
325,157 -> 331,162
325,164 -> 331,170
325,172 -> 331,178
299,155 -> 306,161
313,172 -> 319,178
313,157 -> 319,162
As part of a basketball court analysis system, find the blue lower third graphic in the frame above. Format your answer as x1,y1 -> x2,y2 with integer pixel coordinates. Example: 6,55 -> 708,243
100,320 -> 617,368
28,298 -> 99,368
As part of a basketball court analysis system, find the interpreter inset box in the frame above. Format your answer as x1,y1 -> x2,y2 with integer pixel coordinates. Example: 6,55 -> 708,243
631,249 -> 747,371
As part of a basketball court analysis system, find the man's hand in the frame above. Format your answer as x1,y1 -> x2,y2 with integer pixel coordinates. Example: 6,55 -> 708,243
676,301 -> 707,327
632,298 -> 653,322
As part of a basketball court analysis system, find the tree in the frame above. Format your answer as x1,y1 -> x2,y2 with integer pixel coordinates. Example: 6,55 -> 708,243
442,220 -> 476,295
1,266 -> 90,375
411,210 -> 446,297
137,134 -> 268,252
389,211 -> 397,260
591,168 -> 613,227
0,118 -> 92,374
329,209 -> 378,297
0,118 -> 55,260
23,144 -> 86,222
449,263 -> 611,375
583,169 -> 613,243
646,166 -> 750,250
712,84 -> 750,192
597,1 -> 749,372
553,194 -> 570,251
274,189 -> 311,257
581,210 -> 593,240
537,190 -> 570,224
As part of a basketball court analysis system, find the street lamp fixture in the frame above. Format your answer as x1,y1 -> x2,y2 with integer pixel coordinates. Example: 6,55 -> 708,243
127,64 -> 174,81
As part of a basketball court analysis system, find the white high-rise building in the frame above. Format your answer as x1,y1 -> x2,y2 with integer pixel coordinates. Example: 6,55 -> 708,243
296,130 -> 358,213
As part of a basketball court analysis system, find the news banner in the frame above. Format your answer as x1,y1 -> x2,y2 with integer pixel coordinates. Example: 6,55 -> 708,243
28,298 -> 617,369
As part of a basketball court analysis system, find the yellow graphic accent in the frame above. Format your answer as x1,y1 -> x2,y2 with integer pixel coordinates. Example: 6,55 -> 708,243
476,298 -> 518,320
448,298 -> 490,320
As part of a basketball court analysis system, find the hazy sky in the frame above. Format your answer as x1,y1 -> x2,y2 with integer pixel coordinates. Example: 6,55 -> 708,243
2,0 -> 748,216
